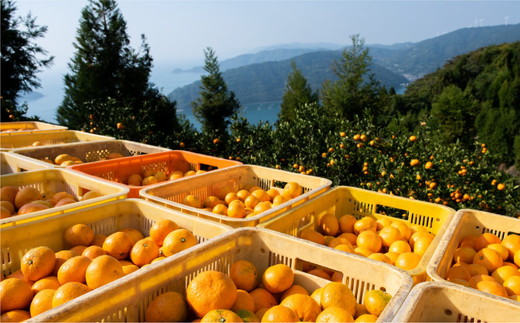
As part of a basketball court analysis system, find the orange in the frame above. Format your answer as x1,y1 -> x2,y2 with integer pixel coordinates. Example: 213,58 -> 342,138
487,243 -> 509,261
82,245 -> 107,259
118,228 -> 145,244
236,190 -> 251,201
378,226 -> 403,248
459,235 -> 477,249
409,231 -> 434,248
280,294 -> 321,322
338,215 -> 357,233
328,237 -> 352,248
281,284 -> 309,301
161,229 -> 197,256
272,194 -> 289,207
475,280 -> 508,297
474,233 -> 501,251
186,270 -> 237,318
453,246 -> 477,264
283,182 -> 303,198
354,247 -> 374,258
250,189 -> 271,203
390,221 -> 412,241
52,250 -> 75,276
70,245 -> 87,256
230,260 -> 259,292
203,195 -> 222,208
252,201 -> 272,215
354,313 -> 378,322
201,309 -> 243,323
503,275 -> 520,296
388,240 -> 412,254
85,255 -> 124,289
0,186 -> 18,205
491,265 -> 520,284
102,231 -> 134,260
384,252 -> 400,265
145,291 -> 188,322
353,217 -> 377,234
14,186 -> 41,209
0,278 -> 33,312
130,238 -> 160,267
355,303 -> 370,317
515,249 -> 520,267
356,230 -> 382,253
466,263 -> 488,276
338,232 -> 358,246
320,282 -> 357,316
228,200 -> 247,218
57,255 -> 92,284
231,289 -> 256,313
21,246 -> 56,281
244,195 -> 260,209
368,253 -> 392,264
236,309 -> 260,323
261,305 -> 299,322
473,248 -> 504,273
51,281 -> 91,308
375,218 -> 393,230
319,213 -> 339,236
63,223 -> 94,247
501,234 -> 520,260
446,265 -> 471,282
335,244 -> 356,254
300,229 -> 326,245
450,278 -> 471,287
468,274 -> 495,288
394,252 -> 421,270
212,203 -> 228,215
249,288 -> 277,311
91,233 -> 107,247
149,219 -> 180,246
413,236 -> 434,256
262,264 -> 294,294
225,192 -> 240,204
0,310 -> 31,322
363,289 -> 392,317
31,276 -> 60,295
307,268 -> 333,280
121,262 -> 139,275
266,188 -> 280,201
30,288 -> 55,317
183,194 -> 202,208
316,306 -> 354,322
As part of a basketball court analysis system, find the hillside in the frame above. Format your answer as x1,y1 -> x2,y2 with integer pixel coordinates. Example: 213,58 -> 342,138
168,23 -> 520,113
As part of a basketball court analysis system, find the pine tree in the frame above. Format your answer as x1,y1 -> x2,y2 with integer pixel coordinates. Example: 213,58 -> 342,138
279,61 -> 318,122
1,0 -> 54,121
192,47 -> 241,137
56,0 -> 178,141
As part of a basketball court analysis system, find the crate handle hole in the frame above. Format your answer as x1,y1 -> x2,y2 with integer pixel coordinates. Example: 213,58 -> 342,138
379,287 -> 386,292
444,309 -> 452,316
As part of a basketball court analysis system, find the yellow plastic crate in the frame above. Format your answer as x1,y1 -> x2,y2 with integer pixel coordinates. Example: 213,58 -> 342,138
0,151 -> 52,174
30,227 -> 413,322
0,130 -> 113,151
0,121 -> 67,135
258,186 -> 455,282
10,139 -> 171,168
427,209 -> 520,293
0,168 -> 129,228
140,164 -> 332,228
392,281 -> 520,322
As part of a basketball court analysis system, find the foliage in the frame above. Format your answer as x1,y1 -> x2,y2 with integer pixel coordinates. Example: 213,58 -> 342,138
1,0 -> 53,121
192,47 -> 241,140
56,0 -> 178,137
278,61 -> 319,122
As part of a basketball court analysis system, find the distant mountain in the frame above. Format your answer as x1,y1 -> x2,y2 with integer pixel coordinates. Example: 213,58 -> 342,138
168,23 -> 520,113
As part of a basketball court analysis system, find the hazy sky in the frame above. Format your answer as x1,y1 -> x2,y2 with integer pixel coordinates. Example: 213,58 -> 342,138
15,0 -> 520,71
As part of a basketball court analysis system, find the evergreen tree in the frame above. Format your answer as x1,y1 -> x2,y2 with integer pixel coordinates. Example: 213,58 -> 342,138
278,61 -> 318,122
1,0 -> 54,121
56,0 -> 178,140
321,35 -> 384,119
192,47 -> 241,137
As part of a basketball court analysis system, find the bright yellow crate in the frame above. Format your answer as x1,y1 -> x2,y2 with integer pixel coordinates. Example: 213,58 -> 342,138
10,139 -> 171,168
30,227 -> 413,322
258,186 -> 455,282
392,281 -> 520,322
0,121 -> 67,135
140,164 -> 332,228
427,209 -> 520,293
0,151 -> 52,174
0,168 -> 129,228
1,199 -> 231,282
0,130 -> 113,151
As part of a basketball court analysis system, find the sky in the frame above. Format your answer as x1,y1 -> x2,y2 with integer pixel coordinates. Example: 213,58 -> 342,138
10,0 -> 520,122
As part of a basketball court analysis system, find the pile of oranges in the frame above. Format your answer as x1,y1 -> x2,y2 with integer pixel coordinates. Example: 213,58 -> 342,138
0,218 -> 197,321
181,182 -> 303,219
39,152 -> 125,166
123,168 -> 208,186
0,186 -> 101,219
144,260 -> 392,322
298,213 -> 436,283
442,232 -> 520,300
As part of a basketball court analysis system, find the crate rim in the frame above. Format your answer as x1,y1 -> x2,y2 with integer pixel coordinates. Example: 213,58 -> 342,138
139,164 -> 333,224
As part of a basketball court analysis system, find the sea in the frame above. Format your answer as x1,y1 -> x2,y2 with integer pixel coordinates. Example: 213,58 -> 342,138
21,62 -> 281,128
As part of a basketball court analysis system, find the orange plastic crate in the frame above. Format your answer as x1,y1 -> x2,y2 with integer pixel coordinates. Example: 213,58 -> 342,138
68,150 -> 242,198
